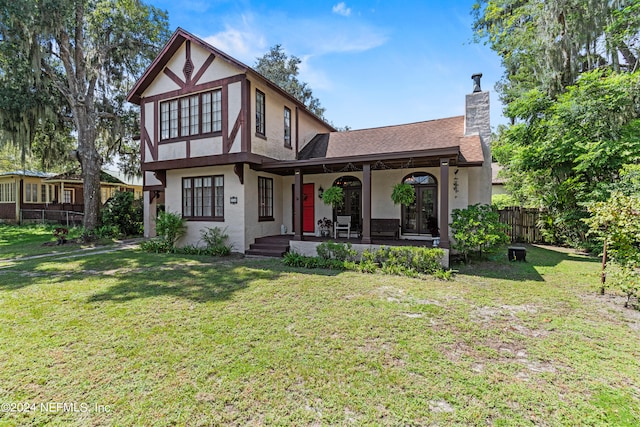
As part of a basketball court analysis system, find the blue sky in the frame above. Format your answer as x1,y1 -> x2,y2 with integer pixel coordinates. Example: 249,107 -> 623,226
145,0 -> 506,130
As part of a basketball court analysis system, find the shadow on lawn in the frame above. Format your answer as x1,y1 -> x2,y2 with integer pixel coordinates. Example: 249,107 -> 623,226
455,244 -> 599,282
0,249 -> 281,304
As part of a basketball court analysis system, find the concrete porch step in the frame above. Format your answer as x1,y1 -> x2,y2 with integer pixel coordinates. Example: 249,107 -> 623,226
245,235 -> 291,257
245,248 -> 288,257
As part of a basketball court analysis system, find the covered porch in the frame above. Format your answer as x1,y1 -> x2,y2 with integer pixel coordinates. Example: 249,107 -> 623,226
260,151 -> 466,251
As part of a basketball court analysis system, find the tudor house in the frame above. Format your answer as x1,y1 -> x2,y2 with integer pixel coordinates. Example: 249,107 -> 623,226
127,28 -> 492,255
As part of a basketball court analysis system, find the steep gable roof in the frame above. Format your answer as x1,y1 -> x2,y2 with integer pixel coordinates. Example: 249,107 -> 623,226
127,28 -> 335,131
127,28 -> 249,105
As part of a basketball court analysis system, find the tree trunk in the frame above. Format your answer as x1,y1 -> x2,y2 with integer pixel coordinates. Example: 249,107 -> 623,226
74,104 -> 101,231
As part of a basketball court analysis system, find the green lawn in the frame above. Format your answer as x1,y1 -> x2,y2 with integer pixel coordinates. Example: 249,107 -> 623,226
0,224 -> 88,259
0,234 -> 639,425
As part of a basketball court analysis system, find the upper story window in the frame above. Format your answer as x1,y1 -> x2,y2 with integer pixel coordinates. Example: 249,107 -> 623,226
284,107 -> 291,148
160,89 -> 222,141
256,89 -> 266,136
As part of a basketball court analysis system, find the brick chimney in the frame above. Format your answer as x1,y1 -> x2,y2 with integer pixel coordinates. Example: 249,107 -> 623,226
464,73 -> 492,205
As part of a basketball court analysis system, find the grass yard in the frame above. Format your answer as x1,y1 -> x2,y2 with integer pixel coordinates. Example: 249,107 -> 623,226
0,225 -> 93,260
0,233 -> 639,425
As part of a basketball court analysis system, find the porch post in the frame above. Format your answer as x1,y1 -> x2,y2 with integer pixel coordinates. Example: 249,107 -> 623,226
361,163 -> 372,244
293,168 -> 304,241
439,158 -> 450,249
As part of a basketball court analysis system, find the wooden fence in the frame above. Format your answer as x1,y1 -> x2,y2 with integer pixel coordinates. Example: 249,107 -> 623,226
498,207 -> 544,243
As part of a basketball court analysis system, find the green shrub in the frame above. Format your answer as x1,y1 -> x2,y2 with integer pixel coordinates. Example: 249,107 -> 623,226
316,241 -> 357,261
285,244 -> 450,279
585,189 -> 640,299
491,193 -> 517,210
101,191 -> 143,236
140,239 -> 174,254
94,224 -> 121,239
370,246 -> 445,275
200,226 -> 232,256
155,211 -> 186,246
283,252 -> 346,270
450,203 -> 509,263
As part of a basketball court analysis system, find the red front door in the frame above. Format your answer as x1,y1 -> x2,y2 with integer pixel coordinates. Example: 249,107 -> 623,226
303,183 -> 315,233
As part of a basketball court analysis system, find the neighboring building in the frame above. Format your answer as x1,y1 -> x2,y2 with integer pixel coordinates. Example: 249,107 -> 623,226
127,28 -> 492,254
492,162 -> 507,196
0,169 -> 142,224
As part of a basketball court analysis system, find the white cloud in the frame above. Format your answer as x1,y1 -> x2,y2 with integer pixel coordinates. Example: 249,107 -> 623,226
201,15 -> 267,65
332,2 -> 352,17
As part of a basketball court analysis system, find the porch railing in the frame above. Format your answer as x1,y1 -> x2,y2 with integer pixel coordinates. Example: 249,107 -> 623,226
20,209 -> 84,227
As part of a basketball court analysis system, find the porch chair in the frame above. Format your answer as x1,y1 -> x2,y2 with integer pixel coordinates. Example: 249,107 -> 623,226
334,215 -> 352,239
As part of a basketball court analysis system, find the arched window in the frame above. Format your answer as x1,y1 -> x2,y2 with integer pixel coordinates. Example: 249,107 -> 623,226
332,176 -> 362,233
401,172 -> 438,236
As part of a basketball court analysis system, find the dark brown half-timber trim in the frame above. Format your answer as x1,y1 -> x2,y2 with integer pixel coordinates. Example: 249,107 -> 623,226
222,84 -> 229,153
242,78 -> 251,153
226,110 -> 243,153
140,101 -> 146,163
142,74 -> 244,104
262,147 -> 463,171
234,163 -> 244,184
186,140 -> 191,158
142,152 -> 270,171
163,68 -> 185,89
295,107 -> 299,156
192,54 -> 216,85
153,170 -> 167,187
183,41 -> 193,84
153,100 -> 159,157
144,185 -> 164,192
126,29 -> 335,132
127,28 -> 249,105
144,127 -> 155,162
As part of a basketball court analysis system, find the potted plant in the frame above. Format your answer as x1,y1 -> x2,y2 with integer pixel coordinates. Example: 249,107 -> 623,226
391,183 -> 416,205
320,186 -> 344,208
317,217 -> 333,237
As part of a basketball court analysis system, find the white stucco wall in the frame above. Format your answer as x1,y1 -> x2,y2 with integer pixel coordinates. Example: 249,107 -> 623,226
158,141 -> 187,161
250,80 -> 333,160
227,81 -> 243,153
242,167 -> 284,251
190,136 -> 224,157
165,165 -> 246,252
198,54 -> 244,83
250,82 -> 296,160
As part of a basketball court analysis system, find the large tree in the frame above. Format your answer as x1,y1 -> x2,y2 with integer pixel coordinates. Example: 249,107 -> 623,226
473,0 -> 640,106
0,0 -> 169,230
254,45 -> 326,118
473,0 -> 640,246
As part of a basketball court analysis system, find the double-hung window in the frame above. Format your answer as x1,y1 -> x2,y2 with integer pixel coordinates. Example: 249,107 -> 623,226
0,182 -> 15,203
256,90 -> 266,135
182,175 -> 224,220
25,183 -> 38,203
284,107 -> 291,148
258,177 -> 273,221
160,89 -> 222,141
